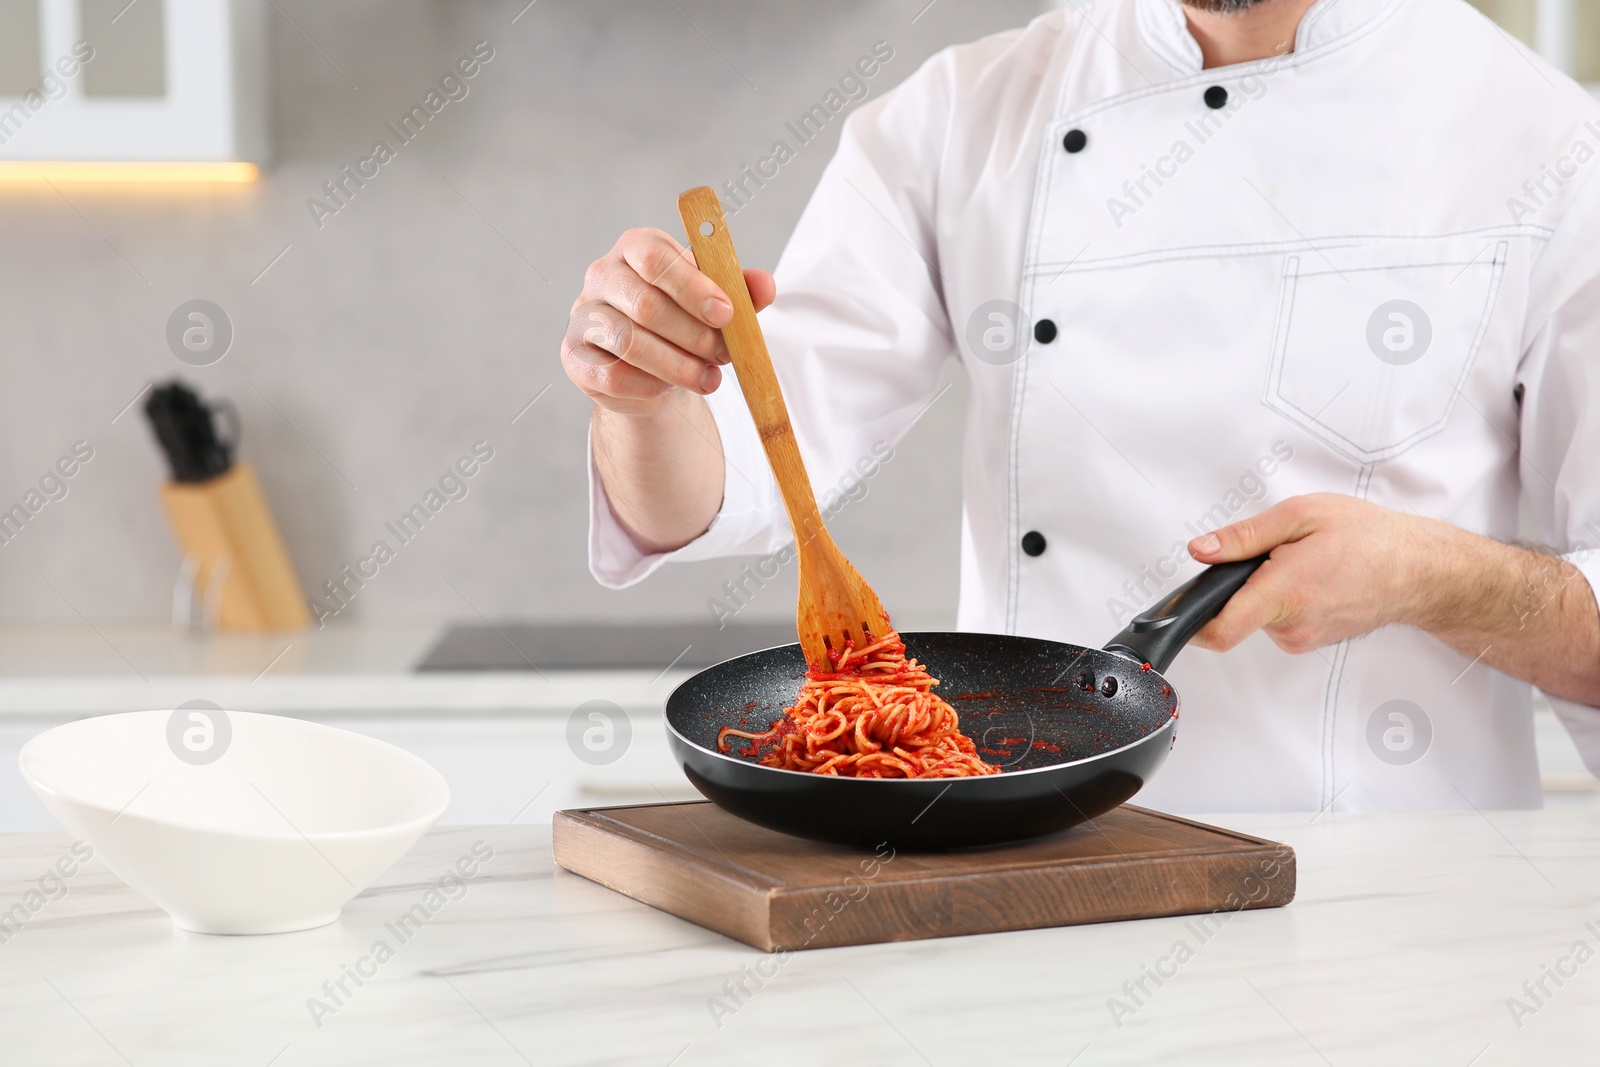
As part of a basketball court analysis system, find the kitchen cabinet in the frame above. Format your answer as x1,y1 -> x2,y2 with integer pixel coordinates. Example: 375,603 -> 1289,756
0,0 -> 265,171
0,710 -> 702,833
0,623 -> 713,831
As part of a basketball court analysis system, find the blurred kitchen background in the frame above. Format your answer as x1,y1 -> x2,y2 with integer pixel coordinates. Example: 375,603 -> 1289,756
0,0 -> 1593,828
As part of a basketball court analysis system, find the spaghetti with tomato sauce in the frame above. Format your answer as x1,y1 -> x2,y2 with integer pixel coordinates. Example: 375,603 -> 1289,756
716,631 -> 1000,778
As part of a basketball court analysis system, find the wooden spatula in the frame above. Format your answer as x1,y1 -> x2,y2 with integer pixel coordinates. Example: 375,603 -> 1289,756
678,186 -> 889,671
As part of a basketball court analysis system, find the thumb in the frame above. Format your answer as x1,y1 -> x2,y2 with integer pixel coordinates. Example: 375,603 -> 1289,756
1189,497 -> 1312,563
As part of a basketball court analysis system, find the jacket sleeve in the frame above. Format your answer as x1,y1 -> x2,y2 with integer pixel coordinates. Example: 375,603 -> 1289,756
589,44 -> 962,589
1517,162 -> 1600,776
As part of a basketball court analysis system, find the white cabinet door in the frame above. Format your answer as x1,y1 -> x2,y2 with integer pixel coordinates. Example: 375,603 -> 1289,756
0,0 -> 265,162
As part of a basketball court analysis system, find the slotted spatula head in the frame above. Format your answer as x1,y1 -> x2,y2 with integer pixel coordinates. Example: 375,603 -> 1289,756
789,520 -> 891,668
677,187 -> 891,670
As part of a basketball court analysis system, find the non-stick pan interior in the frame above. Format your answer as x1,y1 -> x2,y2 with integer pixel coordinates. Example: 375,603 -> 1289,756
667,632 -> 1177,773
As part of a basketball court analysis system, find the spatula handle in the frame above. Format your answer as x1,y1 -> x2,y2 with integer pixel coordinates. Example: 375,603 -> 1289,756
678,187 -> 824,544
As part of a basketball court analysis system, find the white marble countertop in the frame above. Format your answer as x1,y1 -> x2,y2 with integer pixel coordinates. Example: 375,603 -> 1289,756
1,810 -> 1595,1065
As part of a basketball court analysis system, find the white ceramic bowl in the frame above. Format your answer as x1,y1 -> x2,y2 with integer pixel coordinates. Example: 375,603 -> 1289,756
19,709 -> 450,934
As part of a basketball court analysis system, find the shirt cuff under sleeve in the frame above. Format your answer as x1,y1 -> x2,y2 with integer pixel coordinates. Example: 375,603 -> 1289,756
586,379 -> 788,590
1546,547 -> 1600,777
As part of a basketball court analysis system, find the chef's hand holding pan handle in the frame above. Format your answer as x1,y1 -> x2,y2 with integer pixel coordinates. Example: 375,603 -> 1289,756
1103,556 -> 1270,673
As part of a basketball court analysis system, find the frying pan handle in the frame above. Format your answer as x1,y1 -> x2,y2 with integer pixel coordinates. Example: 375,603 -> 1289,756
1101,555 -> 1269,673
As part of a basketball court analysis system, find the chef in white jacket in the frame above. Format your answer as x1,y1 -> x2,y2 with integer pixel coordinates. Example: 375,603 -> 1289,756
563,0 -> 1600,813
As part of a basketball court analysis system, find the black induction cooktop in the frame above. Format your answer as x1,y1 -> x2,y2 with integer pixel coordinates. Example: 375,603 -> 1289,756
414,621 -> 798,672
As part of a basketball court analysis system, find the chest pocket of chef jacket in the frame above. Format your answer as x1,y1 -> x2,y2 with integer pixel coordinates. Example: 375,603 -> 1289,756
1263,241 -> 1508,465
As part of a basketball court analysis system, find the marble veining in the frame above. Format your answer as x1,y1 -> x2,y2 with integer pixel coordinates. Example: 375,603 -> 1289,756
0,812 -> 1596,1065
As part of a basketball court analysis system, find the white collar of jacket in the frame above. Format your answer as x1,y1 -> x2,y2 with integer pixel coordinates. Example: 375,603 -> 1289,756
1132,0 -> 1404,75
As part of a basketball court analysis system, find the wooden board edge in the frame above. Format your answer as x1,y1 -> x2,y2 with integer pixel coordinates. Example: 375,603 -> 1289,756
552,811 -> 779,951
763,844 -> 1297,951
1118,805 -> 1291,850
553,805 -> 780,884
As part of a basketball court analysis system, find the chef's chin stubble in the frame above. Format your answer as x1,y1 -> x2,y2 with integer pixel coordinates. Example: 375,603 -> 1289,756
1183,0 -> 1269,11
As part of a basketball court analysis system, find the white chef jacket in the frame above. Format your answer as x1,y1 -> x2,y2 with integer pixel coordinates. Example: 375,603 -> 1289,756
590,0 -> 1600,812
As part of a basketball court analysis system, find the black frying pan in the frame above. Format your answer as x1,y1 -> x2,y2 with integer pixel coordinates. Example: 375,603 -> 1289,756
665,556 -> 1266,850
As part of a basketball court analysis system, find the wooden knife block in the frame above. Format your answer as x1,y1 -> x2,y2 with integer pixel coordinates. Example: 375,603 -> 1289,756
159,463 -> 310,631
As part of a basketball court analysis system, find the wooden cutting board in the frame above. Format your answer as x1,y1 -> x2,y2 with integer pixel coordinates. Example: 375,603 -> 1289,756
553,802 -> 1295,951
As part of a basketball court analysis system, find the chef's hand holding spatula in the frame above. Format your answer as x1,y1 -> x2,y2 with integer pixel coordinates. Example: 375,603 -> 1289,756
561,218 -> 775,552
